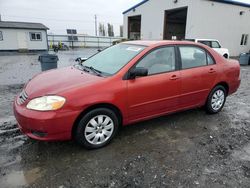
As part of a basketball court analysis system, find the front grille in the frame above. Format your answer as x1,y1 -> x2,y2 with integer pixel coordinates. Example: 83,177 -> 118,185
17,90 -> 28,105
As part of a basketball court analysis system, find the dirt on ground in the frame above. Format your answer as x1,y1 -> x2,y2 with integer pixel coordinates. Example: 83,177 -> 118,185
0,52 -> 250,188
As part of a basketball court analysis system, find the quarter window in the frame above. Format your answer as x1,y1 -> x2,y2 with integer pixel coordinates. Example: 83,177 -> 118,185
30,32 -> 42,41
136,47 -> 176,75
207,53 -> 215,65
179,46 -> 207,69
0,31 -> 3,41
240,34 -> 248,46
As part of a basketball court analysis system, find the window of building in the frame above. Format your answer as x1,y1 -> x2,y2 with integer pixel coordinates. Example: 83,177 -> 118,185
30,32 -> 42,41
179,46 -> 207,69
240,34 -> 248,46
136,47 -> 176,75
0,31 -> 3,41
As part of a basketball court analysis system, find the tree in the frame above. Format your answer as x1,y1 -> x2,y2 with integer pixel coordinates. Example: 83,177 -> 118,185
107,23 -> 114,37
120,25 -> 123,37
99,23 -> 106,36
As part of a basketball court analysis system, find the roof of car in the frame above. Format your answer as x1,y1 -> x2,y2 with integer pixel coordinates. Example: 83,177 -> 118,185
123,40 -> 198,47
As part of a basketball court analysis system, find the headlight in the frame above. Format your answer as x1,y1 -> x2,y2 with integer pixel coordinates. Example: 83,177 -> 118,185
26,96 -> 66,111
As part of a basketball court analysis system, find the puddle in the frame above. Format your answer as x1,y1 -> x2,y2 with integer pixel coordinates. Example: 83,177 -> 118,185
0,167 -> 43,187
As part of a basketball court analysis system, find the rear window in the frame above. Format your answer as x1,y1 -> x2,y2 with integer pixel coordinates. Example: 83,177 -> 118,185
198,41 -> 212,47
184,39 -> 195,42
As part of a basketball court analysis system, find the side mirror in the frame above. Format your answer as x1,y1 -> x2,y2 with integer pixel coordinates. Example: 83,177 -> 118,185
129,67 -> 148,79
75,57 -> 88,64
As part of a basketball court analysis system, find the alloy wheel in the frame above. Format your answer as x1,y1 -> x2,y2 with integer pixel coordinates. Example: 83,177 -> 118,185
211,89 -> 225,111
84,115 -> 114,145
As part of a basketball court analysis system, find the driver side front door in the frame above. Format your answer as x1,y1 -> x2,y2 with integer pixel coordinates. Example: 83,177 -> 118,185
127,46 -> 181,123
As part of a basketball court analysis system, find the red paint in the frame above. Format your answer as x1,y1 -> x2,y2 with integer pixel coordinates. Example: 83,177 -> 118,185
13,41 -> 241,141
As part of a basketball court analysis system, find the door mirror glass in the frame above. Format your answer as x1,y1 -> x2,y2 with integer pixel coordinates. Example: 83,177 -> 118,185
129,67 -> 148,79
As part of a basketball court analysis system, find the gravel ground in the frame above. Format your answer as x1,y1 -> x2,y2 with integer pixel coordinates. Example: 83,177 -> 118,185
0,48 -> 97,85
0,51 -> 249,188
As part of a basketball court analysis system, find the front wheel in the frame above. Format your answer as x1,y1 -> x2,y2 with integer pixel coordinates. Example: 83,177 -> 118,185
74,108 -> 119,149
205,86 -> 227,114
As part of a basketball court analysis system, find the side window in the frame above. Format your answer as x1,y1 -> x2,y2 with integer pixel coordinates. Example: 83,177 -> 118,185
211,41 -> 220,48
207,53 -> 215,65
198,41 -> 211,47
0,31 -> 3,41
136,47 -> 176,75
179,46 -> 207,69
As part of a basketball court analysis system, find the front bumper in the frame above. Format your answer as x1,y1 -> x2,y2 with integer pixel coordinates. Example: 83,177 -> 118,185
13,99 -> 80,141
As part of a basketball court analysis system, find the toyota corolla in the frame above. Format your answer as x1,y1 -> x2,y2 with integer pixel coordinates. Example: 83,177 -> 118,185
14,41 -> 241,149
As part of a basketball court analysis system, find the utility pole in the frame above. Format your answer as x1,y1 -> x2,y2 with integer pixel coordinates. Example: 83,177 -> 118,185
94,15 -> 97,36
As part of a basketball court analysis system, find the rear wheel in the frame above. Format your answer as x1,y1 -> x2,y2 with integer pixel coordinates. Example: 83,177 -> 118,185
206,85 -> 226,114
75,108 -> 119,149
223,54 -> 228,59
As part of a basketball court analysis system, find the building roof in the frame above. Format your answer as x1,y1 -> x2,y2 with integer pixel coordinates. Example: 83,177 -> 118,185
123,0 -> 250,14
123,0 -> 149,14
0,21 -> 49,30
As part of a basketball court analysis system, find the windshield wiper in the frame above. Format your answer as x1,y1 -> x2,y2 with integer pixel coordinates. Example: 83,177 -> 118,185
75,64 -> 90,73
83,66 -> 103,76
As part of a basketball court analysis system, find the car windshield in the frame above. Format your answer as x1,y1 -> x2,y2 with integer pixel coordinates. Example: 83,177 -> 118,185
82,44 -> 146,76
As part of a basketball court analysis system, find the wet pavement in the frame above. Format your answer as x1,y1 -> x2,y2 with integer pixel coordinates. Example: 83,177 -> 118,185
0,51 -> 250,188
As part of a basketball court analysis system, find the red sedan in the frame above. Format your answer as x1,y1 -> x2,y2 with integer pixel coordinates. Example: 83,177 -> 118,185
14,41 -> 241,149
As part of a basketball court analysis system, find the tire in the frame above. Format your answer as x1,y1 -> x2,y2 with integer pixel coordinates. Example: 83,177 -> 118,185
223,54 -> 228,59
205,85 -> 227,114
74,108 -> 119,149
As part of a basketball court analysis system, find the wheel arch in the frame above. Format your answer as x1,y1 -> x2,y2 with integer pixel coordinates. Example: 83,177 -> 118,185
213,82 -> 229,96
71,103 -> 123,138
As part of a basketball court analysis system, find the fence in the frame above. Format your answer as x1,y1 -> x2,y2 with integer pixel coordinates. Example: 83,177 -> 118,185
47,34 -> 124,49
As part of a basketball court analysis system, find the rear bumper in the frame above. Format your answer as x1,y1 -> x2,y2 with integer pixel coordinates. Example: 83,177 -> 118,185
13,100 -> 80,141
229,79 -> 241,95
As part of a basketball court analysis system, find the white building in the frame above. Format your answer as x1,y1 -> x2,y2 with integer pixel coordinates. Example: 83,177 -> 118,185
123,0 -> 250,56
0,21 -> 49,52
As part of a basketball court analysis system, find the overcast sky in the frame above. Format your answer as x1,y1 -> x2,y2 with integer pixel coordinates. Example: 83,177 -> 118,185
0,0 -> 249,36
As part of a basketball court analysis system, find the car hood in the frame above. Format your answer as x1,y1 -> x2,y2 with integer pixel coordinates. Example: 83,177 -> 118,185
25,66 -> 104,98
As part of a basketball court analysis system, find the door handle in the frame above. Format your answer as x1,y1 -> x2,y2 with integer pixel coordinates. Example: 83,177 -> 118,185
170,75 -> 180,80
208,68 -> 216,73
